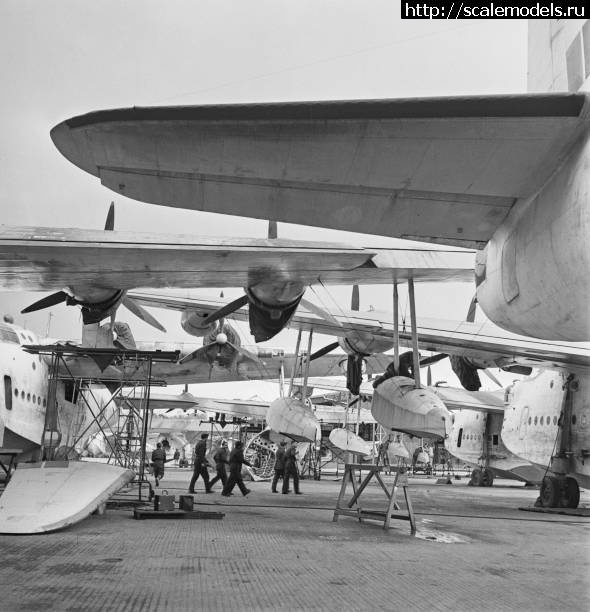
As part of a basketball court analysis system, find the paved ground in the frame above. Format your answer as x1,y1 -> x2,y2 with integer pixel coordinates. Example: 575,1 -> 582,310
1,468 -> 589,612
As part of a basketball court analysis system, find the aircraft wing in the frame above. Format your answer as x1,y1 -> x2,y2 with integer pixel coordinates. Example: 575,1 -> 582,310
122,390 -> 201,413
303,376 -> 506,414
0,226 -> 474,292
128,291 -> 590,373
52,93 -> 589,248
36,342 -> 360,386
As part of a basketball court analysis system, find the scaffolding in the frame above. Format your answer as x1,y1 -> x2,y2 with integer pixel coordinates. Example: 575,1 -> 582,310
23,343 -> 180,500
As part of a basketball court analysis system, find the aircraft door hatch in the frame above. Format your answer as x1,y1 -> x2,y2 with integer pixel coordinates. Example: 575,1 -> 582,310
3,375 -> 12,411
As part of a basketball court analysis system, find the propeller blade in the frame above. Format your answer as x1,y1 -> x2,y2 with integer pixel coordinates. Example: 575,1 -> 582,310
351,285 -> 359,311
466,295 -> 478,322
122,297 -> 167,332
21,291 -> 69,314
227,341 -> 262,364
104,202 -> 115,231
300,297 -> 344,328
427,365 -> 432,387
309,341 -> 340,361
502,365 -> 533,376
419,353 -> 448,367
482,369 -> 503,388
202,294 -> 249,327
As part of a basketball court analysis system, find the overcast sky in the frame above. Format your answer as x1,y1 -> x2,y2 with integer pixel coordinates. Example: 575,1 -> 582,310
0,3 -> 529,394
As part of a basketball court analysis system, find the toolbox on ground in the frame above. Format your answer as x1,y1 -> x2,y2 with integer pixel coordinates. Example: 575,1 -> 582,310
179,495 -> 194,511
154,491 -> 175,511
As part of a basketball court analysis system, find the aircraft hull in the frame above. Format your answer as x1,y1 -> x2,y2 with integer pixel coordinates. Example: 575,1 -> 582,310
371,376 -> 451,439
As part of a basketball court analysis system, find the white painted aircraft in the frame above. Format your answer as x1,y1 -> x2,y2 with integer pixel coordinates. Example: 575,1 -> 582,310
48,20 -> 590,343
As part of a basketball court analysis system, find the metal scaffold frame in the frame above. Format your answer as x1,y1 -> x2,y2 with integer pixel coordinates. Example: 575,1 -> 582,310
23,344 -> 180,500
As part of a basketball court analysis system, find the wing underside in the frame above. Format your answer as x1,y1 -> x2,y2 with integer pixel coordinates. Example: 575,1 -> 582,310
51,93 -> 589,248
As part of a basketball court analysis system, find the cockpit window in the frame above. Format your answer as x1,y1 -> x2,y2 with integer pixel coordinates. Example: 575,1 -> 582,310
0,325 -> 19,344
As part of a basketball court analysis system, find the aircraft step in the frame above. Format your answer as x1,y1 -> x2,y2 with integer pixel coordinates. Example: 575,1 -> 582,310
133,507 -> 225,520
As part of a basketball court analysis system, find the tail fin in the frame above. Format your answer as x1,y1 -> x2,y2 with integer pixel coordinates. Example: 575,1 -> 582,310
528,20 -> 589,92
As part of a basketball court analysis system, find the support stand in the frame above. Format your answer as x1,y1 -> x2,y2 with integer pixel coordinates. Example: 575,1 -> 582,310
333,463 -> 416,534
22,344 -> 179,504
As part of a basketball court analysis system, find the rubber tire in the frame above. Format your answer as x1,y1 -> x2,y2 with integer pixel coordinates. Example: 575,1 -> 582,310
482,468 -> 494,487
540,476 -> 560,507
470,468 -> 483,487
564,477 -> 580,508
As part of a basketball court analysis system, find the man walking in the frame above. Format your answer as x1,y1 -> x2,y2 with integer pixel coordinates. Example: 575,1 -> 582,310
282,440 -> 302,495
271,440 -> 287,493
188,433 -> 212,494
221,440 -> 252,497
209,440 -> 230,491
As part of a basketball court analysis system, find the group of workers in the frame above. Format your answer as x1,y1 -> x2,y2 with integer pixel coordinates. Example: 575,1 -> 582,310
150,433 -> 302,496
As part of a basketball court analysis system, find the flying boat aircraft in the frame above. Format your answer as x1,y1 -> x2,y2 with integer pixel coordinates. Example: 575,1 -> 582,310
135,289 -> 590,507
48,20 -> 590,344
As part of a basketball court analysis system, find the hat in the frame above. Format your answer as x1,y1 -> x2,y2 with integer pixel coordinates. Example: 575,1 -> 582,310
221,440 -> 228,446
280,441 -> 287,446
201,433 -> 209,439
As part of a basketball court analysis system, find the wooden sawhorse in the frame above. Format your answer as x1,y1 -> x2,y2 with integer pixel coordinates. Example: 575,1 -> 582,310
333,463 -> 416,535
0,448 -> 22,483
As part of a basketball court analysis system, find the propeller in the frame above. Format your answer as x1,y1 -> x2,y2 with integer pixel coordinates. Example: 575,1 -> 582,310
104,201 -> 115,231
198,294 -> 249,329
20,202 -> 167,334
309,341 -> 340,361
300,296 -> 344,328
21,291 -> 71,314
121,296 -> 166,332
481,368 -> 503,388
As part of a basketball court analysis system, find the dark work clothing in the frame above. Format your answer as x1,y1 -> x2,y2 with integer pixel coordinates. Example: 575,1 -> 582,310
372,352 -> 414,389
151,448 -> 166,481
271,446 -> 286,493
209,447 -> 229,489
189,439 -> 211,493
222,447 -> 252,496
282,446 -> 300,494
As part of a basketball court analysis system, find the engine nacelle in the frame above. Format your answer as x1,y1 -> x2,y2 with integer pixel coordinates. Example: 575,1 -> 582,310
246,279 -> 305,342
181,309 -> 220,337
337,332 -> 394,357
475,131 -> 590,342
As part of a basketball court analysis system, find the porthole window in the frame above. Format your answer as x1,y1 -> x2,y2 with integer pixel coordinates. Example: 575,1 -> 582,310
32,394 -> 36,404
38,396 -> 41,405
553,416 -> 557,425
550,380 -> 554,389
534,416 -> 538,425
14,388 -> 18,397
26,393 -> 30,402
21,390 -> 25,399
32,362 -> 36,370
540,416 -> 544,425
528,417 -> 532,425
43,398 -> 46,407
546,415 -> 550,425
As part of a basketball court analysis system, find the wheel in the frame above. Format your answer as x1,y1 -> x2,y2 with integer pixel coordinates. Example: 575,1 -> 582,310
481,468 -> 494,487
563,477 -> 580,508
470,468 -> 483,487
539,476 -> 560,507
